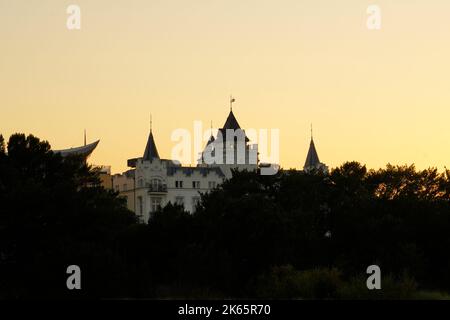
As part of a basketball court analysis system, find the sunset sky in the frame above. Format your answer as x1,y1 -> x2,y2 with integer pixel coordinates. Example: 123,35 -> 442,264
1,0 -> 450,173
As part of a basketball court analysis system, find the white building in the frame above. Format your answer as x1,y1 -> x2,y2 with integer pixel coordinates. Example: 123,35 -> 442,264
113,109 -> 259,222
112,109 -> 328,223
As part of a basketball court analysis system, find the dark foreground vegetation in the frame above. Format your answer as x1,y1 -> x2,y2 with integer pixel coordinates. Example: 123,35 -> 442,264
1,133 -> 450,299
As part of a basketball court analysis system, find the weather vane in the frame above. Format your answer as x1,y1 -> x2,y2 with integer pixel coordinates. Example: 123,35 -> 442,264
230,95 -> 236,111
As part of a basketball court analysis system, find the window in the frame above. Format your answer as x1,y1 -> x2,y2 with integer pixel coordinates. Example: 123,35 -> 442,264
137,178 -> 143,188
150,178 -> 163,191
123,184 -> 127,191
151,179 -> 161,187
115,185 -> 120,192
151,197 -> 162,213
175,196 -> 184,206
192,181 -> 200,189
175,181 -> 184,188
137,196 -> 143,216
208,181 -> 217,189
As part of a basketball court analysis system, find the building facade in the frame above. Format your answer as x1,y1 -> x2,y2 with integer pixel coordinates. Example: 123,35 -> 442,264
53,112 -> 328,223
112,109 -> 258,222
112,109 -> 328,223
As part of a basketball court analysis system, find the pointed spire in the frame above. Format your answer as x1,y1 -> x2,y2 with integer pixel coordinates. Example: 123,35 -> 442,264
204,120 -> 215,148
304,139 -> 320,169
209,120 -> 215,140
143,118 -> 160,161
304,125 -> 321,170
220,103 -> 250,143
223,109 -> 241,130
84,129 -> 87,146
223,96 -> 239,129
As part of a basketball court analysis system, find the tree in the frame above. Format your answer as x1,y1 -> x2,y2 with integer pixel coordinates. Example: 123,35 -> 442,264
0,134 -> 5,155
0,133 -> 136,298
2,134 -> 450,299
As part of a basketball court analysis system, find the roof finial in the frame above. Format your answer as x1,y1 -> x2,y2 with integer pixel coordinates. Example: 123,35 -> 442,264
150,114 -> 152,133
310,123 -> 313,141
84,129 -> 86,146
230,95 -> 236,111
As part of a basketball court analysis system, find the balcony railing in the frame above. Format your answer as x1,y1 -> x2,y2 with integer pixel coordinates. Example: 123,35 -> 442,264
147,184 -> 168,193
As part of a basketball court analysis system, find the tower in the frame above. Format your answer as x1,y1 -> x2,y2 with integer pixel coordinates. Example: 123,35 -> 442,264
303,125 -> 328,174
198,97 -> 258,178
143,116 -> 160,162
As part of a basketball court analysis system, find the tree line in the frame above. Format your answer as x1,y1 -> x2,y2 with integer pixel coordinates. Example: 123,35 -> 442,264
1,133 -> 450,299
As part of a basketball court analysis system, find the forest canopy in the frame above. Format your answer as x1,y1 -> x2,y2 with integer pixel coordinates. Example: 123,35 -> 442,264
1,133 -> 450,299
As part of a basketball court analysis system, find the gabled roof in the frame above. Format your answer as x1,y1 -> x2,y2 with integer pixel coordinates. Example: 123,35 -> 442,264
143,131 -> 160,161
304,139 -> 321,169
54,140 -> 100,158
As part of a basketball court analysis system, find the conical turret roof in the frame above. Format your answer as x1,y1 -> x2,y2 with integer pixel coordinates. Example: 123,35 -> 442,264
304,138 -> 320,169
219,110 -> 249,142
143,130 -> 160,161
222,110 -> 242,130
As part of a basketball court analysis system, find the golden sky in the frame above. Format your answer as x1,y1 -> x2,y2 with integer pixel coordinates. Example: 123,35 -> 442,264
1,0 -> 450,173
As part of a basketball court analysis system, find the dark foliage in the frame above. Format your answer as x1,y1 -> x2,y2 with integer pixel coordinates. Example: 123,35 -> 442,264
1,133 -> 450,299
0,134 -> 136,298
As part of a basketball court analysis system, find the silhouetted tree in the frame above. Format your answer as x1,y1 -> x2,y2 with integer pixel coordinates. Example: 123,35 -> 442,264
2,132 -> 450,299
0,133 -> 136,298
